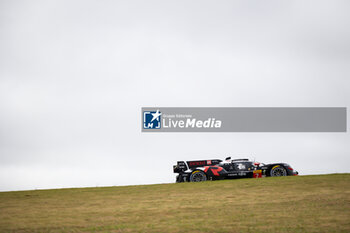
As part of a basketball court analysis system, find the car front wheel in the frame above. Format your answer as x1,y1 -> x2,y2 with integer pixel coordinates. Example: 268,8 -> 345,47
270,165 -> 287,177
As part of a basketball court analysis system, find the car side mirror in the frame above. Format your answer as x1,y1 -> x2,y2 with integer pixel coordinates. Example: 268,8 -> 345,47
225,157 -> 231,161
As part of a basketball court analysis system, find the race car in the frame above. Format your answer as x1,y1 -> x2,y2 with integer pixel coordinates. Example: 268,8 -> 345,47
173,157 -> 298,182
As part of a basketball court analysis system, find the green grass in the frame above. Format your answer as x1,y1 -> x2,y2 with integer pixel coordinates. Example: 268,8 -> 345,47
0,174 -> 349,232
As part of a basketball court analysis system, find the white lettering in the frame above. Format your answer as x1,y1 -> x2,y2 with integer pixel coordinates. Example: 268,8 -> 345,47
178,121 -> 184,128
203,119 -> 210,128
162,118 -> 222,128
196,121 -> 203,128
162,119 -> 169,128
186,119 -> 196,127
215,120 -> 222,128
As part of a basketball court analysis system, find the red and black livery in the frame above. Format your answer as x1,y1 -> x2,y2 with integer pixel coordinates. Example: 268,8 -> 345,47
173,157 -> 298,183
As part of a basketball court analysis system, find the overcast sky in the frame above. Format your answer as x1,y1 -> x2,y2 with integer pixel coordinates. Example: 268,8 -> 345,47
0,0 -> 349,191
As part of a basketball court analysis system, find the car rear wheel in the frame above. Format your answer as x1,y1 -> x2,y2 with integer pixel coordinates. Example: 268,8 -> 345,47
190,170 -> 207,182
270,165 -> 287,177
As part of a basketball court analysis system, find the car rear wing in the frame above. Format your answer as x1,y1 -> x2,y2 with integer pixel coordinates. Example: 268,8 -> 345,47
173,161 -> 187,173
173,159 -> 223,173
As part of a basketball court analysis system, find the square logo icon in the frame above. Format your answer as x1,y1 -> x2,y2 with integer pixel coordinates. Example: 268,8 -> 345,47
143,110 -> 162,129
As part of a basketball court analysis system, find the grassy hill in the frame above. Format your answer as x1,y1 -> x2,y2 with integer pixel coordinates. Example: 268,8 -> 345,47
0,174 -> 349,232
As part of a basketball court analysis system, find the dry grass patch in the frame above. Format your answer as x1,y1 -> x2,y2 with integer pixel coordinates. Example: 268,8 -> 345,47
0,174 -> 349,232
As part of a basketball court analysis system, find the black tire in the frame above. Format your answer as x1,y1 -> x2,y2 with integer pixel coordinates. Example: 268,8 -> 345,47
270,165 -> 287,177
189,170 -> 207,182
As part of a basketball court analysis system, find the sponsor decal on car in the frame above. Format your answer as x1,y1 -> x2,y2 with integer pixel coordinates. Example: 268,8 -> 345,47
253,170 -> 262,178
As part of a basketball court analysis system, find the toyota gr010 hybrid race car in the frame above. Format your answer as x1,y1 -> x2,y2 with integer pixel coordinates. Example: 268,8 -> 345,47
173,157 -> 298,182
